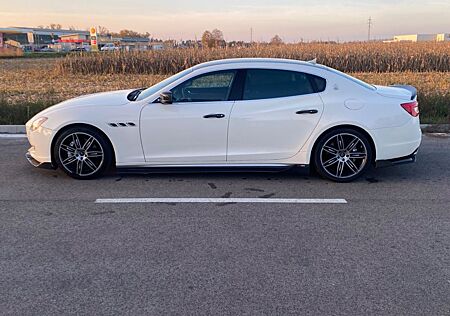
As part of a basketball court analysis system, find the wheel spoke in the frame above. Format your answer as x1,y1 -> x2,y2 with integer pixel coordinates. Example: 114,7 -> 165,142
84,158 -> 98,171
346,137 -> 360,151
346,160 -> 359,174
86,150 -> 103,158
336,161 -> 345,177
336,134 -> 345,150
323,145 -> 338,155
72,134 -> 81,148
323,156 -> 339,168
349,152 -> 366,159
62,155 -> 77,165
76,159 -> 84,175
82,136 -> 95,150
60,144 -> 75,154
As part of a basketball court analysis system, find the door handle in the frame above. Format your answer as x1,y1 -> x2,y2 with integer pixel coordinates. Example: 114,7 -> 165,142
296,109 -> 318,115
203,113 -> 225,119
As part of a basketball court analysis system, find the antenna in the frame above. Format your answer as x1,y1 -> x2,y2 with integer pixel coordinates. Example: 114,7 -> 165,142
368,17 -> 373,42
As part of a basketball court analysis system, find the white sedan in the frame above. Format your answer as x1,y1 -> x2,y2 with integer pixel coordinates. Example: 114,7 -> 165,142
26,58 -> 421,182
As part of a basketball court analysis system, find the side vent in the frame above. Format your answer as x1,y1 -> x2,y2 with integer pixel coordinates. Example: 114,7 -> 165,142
108,122 -> 137,128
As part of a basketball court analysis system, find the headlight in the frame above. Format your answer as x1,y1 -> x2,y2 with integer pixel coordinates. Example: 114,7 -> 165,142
30,117 -> 48,132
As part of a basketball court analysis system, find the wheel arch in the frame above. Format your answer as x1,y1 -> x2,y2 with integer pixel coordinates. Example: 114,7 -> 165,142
309,124 -> 377,166
50,123 -> 116,167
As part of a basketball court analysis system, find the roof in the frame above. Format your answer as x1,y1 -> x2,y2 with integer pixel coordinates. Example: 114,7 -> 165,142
120,37 -> 150,43
0,27 -> 89,36
191,58 -> 321,71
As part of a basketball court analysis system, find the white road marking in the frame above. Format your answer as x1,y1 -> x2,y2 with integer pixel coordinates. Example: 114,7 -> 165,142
0,134 -> 27,138
95,198 -> 347,204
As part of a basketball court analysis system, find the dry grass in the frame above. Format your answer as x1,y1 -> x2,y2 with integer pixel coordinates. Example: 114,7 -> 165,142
0,57 -> 448,124
0,58 -> 165,103
0,47 -> 24,58
57,42 -> 450,75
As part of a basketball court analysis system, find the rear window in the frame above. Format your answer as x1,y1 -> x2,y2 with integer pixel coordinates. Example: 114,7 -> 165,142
243,69 -> 326,100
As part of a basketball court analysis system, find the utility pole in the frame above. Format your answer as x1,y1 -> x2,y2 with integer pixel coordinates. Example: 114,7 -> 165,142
368,17 -> 372,42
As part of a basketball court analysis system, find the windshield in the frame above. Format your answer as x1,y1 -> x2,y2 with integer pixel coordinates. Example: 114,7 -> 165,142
136,68 -> 193,101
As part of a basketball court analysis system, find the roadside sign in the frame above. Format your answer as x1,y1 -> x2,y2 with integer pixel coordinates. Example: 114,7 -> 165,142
90,27 -> 98,51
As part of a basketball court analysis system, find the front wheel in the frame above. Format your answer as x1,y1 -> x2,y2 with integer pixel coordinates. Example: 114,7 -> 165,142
54,127 -> 113,179
313,128 -> 373,182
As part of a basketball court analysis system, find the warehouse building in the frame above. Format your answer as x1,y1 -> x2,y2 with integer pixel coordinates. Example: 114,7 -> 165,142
385,33 -> 450,43
0,27 -> 89,50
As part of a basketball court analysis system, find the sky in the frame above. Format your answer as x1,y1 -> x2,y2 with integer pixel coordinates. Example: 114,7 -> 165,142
0,0 -> 449,42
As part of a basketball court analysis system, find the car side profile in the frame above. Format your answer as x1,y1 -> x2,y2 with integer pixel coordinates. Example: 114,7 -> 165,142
26,58 -> 422,182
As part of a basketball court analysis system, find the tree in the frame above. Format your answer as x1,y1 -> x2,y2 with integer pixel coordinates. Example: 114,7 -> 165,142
201,30 -> 213,48
37,24 -> 62,30
270,35 -> 284,45
113,29 -> 150,38
97,25 -> 110,36
201,29 -> 225,48
49,23 -> 62,30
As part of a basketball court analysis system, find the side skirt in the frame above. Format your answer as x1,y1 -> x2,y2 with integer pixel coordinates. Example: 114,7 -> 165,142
116,164 -> 310,175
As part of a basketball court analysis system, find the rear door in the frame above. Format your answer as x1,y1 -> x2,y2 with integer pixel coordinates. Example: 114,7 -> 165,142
227,68 -> 325,161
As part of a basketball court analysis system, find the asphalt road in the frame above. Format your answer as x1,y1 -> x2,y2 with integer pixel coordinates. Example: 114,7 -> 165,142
0,135 -> 449,315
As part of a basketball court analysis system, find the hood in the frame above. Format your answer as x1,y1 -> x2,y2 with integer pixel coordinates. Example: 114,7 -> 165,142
36,89 -> 134,118
374,85 -> 414,100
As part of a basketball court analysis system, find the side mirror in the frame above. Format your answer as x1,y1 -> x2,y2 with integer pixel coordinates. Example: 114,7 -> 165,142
160,92 -> 173,104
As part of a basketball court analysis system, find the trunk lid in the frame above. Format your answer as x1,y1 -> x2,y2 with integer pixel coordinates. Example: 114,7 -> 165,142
375,85 -> 417,100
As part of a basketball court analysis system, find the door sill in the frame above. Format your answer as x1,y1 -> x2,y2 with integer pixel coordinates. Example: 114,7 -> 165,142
116,164 -> 309,174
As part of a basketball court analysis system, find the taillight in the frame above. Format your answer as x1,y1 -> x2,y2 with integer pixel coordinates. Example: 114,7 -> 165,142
401,101 -> 419,117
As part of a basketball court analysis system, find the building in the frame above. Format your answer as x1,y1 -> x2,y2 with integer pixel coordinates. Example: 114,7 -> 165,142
384,33 -> 450,43
0,27 -> 89,50
436,33 -> 450,42
118,37 -> 150,51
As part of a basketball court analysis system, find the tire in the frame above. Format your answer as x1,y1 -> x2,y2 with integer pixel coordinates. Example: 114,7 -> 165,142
313,128 -> 373,182
54,126 -> 113,179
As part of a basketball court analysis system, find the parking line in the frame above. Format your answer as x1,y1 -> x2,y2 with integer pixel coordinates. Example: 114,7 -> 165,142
0,134 -> 27,138
95,198 -> 347,204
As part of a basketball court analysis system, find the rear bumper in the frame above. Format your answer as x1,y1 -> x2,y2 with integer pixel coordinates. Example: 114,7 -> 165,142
375,148 -> 419,168
370,118 -> 422,160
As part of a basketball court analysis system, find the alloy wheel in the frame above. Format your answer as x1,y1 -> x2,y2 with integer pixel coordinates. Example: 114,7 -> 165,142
58,132 -> 104,177
319,133 -> 368,179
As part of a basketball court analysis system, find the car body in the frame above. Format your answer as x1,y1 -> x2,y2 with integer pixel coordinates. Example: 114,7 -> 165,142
36,46 -> 55,53
70,47 -> 88,52
100,43 -> 120,52
25,58 -> 422,181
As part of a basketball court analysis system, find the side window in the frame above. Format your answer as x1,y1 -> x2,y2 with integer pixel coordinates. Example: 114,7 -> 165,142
243,69 -> 326,100
171,70 -> 236,103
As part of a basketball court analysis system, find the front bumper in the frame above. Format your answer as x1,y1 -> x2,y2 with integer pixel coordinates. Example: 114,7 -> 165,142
25,152 -> 56,169
25,124 -> 54,168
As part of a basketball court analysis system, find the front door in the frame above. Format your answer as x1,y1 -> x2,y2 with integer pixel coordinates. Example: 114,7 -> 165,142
140,70 -> 237,163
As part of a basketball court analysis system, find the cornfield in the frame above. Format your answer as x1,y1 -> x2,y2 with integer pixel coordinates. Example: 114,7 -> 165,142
57,42 -> 450,75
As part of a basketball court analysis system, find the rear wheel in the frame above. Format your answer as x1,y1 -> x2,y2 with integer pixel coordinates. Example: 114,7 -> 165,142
54,127 -> 113,179
314,128 -> 373,182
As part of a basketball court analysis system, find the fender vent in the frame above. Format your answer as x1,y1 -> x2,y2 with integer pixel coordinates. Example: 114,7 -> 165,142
108,122 -> 137,127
